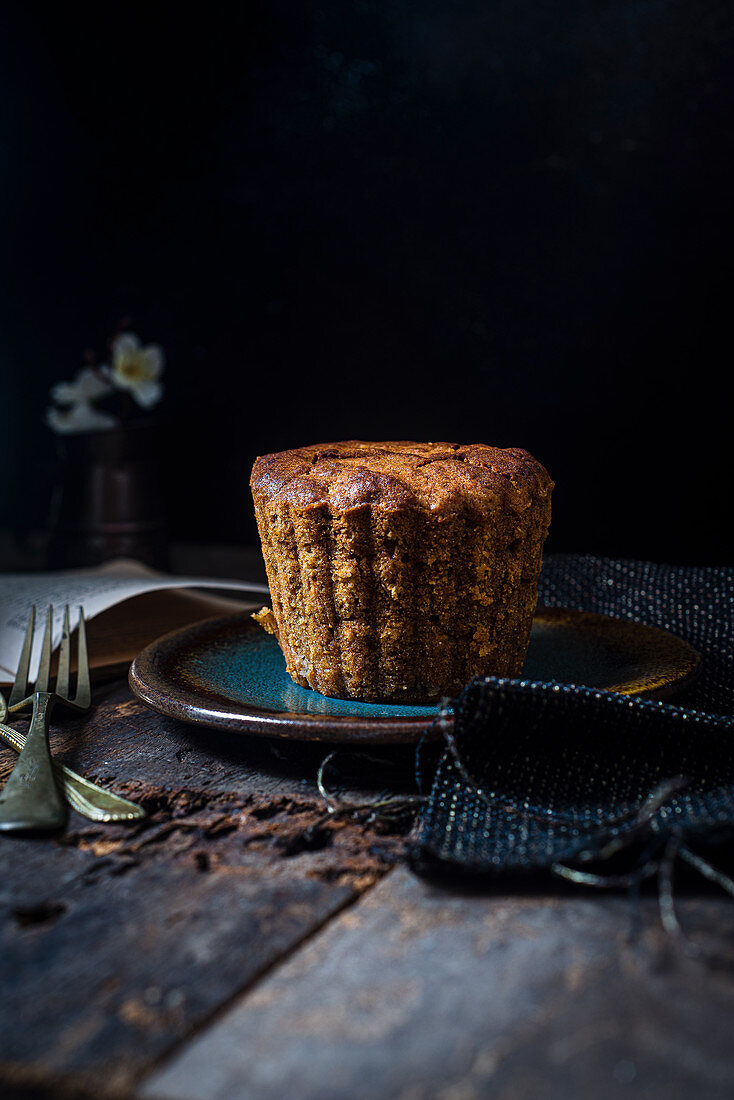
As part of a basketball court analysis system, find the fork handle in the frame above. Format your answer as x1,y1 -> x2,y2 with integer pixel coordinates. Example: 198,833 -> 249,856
0,694 -> 67,832
0,723 -> 146,823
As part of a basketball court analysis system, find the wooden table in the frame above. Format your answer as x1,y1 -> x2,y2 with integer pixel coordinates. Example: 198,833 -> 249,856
2,546 -> 734,1100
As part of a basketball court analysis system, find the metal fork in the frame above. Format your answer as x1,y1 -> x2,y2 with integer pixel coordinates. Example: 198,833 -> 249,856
0,605 -> 91,832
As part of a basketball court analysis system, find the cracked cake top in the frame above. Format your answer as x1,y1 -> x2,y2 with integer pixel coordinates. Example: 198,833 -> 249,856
251,441 -> 553,515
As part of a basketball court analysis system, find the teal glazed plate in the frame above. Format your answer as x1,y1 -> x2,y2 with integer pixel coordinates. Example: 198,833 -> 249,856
128,608 -> 701,744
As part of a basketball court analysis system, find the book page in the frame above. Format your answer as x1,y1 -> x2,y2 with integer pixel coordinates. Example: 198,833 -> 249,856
0,559 -> 270,683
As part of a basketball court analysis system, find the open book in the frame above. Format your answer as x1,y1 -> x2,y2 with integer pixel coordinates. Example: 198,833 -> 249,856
0,559 -> 270,685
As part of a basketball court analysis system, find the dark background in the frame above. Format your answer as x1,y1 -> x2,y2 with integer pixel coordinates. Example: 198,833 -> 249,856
1,1 -> 731,566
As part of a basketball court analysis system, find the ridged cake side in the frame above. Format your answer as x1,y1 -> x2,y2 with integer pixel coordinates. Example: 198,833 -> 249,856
252,442 -> 552,702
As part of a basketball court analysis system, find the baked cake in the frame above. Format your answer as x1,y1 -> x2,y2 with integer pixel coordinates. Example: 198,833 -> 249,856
250,441 -> 553,702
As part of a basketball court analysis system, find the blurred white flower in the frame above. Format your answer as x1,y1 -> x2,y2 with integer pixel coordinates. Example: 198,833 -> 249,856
50,367 -> 112,406
46,328 -> 166,435
105,332 -> 165,409
45,402 -> 119,435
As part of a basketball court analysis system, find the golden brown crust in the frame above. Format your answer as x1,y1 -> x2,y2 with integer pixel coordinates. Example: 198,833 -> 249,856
250,440 -> 552,516
250,441 -> 553,703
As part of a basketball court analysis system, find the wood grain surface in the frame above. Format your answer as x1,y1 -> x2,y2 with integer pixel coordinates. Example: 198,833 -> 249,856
0,682 -> 414,1099
144,868 -> 734,1100
1,671 -> 733,1099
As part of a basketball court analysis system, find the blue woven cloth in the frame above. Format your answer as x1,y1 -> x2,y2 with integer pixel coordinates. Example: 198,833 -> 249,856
414,555 -> 734,876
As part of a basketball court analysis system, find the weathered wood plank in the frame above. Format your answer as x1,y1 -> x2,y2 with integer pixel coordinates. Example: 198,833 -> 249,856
0,683 -> 413,1097
0,846 -> 350,1096
142,867 -> 734,1100
1,681 -> 418,882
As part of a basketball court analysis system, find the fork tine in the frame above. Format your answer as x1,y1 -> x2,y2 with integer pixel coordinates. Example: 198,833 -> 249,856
56,605 -> 71,699
8,606 -> 36,707
74,607 -> 91,709
34,606 -> 54,693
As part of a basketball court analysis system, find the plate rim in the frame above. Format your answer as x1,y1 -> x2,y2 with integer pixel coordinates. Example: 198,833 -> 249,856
127,607 -> 701,744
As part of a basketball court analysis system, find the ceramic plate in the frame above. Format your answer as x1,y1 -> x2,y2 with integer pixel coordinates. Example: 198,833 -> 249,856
128,608 -> 701,744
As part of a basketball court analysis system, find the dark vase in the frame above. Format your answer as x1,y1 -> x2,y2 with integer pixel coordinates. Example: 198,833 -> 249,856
46,419 -> 169,570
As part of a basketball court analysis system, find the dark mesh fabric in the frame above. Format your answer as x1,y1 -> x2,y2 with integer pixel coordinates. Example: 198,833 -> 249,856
414,555 -> 734,875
